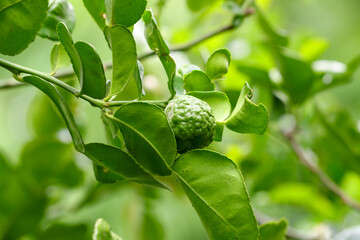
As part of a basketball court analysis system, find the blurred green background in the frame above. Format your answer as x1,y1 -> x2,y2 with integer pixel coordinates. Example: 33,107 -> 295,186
1,0 -> 360,239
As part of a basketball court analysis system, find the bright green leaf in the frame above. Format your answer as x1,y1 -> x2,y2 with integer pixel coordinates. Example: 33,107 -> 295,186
299,38 -> 329,62
75,41 -> 107,99
214,122 -> 224,142
183,71 -> 215,92
82,0 -> 106,29
172,150 -> 259,240
110,102 -> 176,176
132,60 -> 145,99
105,0 -> 147,27
259,219 -> 288,240
225,82 -> 269,134
173,74 -> 186,95
85,143 -> 166,189
50,43 -> 72,74
0,0 -> 48,55
104,25 -> 137,96
186,0 -> 218,12
22,75 -> 85,152
93,218 -> 123,240
38,0 -> 76,41
178,64 -> 201,77
206,49 -> 231,81
187,91 -> 231,121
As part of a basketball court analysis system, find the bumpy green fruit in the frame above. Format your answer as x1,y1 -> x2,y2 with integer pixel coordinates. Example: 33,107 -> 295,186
165,95 -> 216,153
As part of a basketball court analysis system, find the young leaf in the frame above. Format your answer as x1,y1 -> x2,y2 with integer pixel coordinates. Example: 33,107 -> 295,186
132,60 -> 145,99
172,150 -> 259,240
82,0 -> 106,29
92,163 -> 123,184
104,25 -> 137,96
143,10 -> 176,96
183,71 -> 215,92
206,49 -> 231,81
259,219 -> 288,240
93,218 -> 123,240
38,0 -> 76,41
74,41 -> 107,99
225,82 -> 269,134
187,91 -> 231,121
50,43 -> 71,74
0,0 -> 48,55
105,0 -> 147,27
57,22 -> 84,92
22,75 -> 85,152
109,102 -> 176,176
173,74 -> 186,95
84,143 -> 166,189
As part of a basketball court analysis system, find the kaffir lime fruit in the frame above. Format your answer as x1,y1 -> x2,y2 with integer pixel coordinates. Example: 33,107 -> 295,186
165,95 -> 216,153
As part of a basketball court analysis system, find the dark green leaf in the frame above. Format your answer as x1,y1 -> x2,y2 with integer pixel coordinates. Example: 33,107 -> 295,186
104,25 -> 137,96
110,102 -> 176,176
259,219 -> 288,240
187,91 -> 231,121
105,0 -> 147,27
225,82 -> 269,134
38,0 -> 76,40
0,0 -> 48,55
183,70 -> 215,92
172,150 -> 259,240
82,0 -> 106,29
93,218 -> 123,240
143,10 -> 176,96
206,49 -> 231,81
22,75 -> 85,152
85,143 -> 166,188
50,43 -> 71,74
39,224 -> 89,240
92,162 -> 123,184
75,41 -> 107,99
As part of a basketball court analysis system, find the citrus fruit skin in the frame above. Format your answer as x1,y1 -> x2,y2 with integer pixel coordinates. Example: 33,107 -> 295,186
165,95 -> 216,153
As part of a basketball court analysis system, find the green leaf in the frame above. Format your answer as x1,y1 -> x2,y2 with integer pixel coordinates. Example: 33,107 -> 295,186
105,0 -> 147,27
50,43 -> 72,74
0,0 -> 48,55
104,25 -> 137,96
93,218 -> 123,240
172,150 -> 259,240
74,41 -> 107,99
178,64 -> 201,77
187,91 -> 231,121
57,22 -> 83,92
183,71 -> 215,92
225,82 -> 269,134
186,0 -> 218,12
214,122 -> 224,142
22,75 -> 85,152
139,211 -> 165,240
38,0 -> 76,41
39,224 -> 89,240
259,219 -> 288,240
173,74 -> 186,95
143,10 -> 176,96
92,163 -> 123,184
85,143 -> 166,188
82,0 -> 106,29
110,102 -> 176,176
133,60 -> 145,99
206,49 -> 231,81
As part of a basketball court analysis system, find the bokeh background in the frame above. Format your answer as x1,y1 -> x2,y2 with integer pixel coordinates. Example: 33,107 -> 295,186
1,0 -> 360,239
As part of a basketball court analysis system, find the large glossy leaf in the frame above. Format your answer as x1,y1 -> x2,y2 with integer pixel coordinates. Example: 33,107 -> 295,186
93,218 -> 123,240
104,25 -> 137,96
82,0 -> 106,28
225,82 -> 269,134
105,0 -> 147,27
172,150 -> 259,240
183,71 -> 215,92
50,43 -> 71,74
38,0 -> 76,41
109,102 -> 176,176
143,10 -> 176,96
0,0 -> 48,55
187,91 -> 231,121
85,143 -> 166,188
75,41 -> 107,99
22,75 -> 85,152
259,219 -> 287,240
206,49 -> 231,81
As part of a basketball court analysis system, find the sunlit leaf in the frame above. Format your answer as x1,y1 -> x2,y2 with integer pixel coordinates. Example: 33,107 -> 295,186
93,218 -> 123,240
183,71 -> 215,92
50,43 -> 72,74
206,49 -> 231,81
82,0 -> 106,28
105,0 -> 147,27
259,219 -> 287,240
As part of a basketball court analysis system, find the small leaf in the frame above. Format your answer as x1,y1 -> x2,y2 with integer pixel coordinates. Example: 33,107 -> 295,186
172,150 -> 259,240
92,163 -> 123,184
214,122 -> 224,142
93,218 -> 123,240
50,43 -> 71,74
105,0 -> 147,27
110,102 -> 176,176
74,41 -> 107,99
183,70 -> 215,92
57,22 -> 83,92
85,143 -> 166,189
173,74 -> 186,95
22,75 -> 85,152
82,0 -> 106,29
132,60 -> 145,99
38,0 -> 76,41
187,91 -> 231,121
0,0 -> 48,55
104,25 -> 137,96
143,10 -> 176,96
225,82 -> 269,134
178,64 -> 201,77
259,219 -> 288,240
206,49 -> 231,81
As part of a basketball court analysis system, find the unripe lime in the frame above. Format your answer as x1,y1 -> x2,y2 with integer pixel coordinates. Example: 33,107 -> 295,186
165,95 -> 216,153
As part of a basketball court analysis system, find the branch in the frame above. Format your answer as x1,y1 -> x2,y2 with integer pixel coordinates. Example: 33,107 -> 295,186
282,130 -> 360,211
